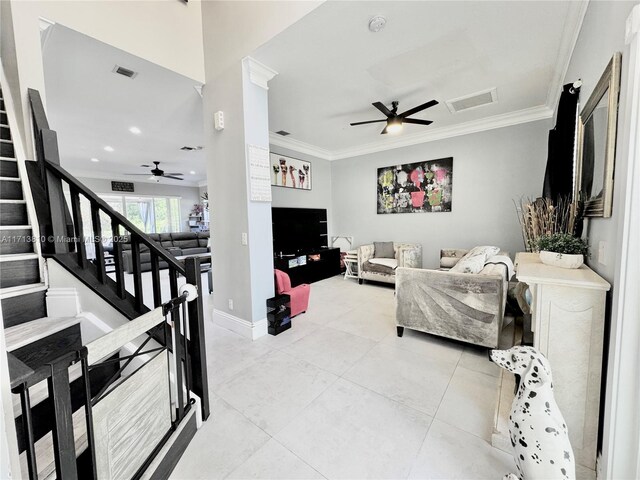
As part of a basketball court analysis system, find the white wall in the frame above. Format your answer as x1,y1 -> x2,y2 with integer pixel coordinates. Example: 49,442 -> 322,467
331,119 -> 551,268
564,1 -> 636,283
270,145 -> 333,239
2,0 -> 205,157
562,2 -> 639,478
201,1 -> 322,78
76,177 -> 201,232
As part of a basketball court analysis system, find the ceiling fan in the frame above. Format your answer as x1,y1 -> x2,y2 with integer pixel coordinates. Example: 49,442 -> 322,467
125,161 -> 184,181
350,99 -> 438,134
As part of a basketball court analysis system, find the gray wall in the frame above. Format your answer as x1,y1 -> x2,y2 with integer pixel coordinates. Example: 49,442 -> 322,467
269,145 -> 333,240
76,177 -> 201,232
563,1 -> 637,283
562,2 -> 638,478
331,119 -> 551,268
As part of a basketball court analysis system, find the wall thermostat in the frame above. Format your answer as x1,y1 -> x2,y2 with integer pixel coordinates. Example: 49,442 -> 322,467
214,111 -> 224,131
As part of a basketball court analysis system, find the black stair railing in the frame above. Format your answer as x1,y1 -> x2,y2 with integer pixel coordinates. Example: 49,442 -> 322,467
25,88 -> 210,423
12,351 -> 79,480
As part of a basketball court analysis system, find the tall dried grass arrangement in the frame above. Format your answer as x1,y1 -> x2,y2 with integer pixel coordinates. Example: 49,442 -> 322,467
515,197 -> 578,252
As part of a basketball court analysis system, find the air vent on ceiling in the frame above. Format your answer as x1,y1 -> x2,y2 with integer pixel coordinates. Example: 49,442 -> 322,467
112,65 -> 138,79
180,146 -> 203,151
275,130 -> 290,136
445,88 -> 497,113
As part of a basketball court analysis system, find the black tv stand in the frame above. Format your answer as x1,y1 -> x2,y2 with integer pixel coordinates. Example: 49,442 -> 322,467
273,247 -> 341,287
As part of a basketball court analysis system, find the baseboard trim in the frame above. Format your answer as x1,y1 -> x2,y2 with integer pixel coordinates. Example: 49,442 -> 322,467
46,287 -> 81,317
212,309 -> 267,340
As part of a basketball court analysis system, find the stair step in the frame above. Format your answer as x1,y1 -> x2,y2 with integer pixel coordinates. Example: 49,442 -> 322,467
9,324 -> 82,390
5,316 -> 81,352
0,98 -> 4,111
19,407 -> 87,480
0,255 -> 39,289
12,363 -> 83,414
0,139 -> 14,158
0,200 -> 27,225
0,282 -> 47,300
0,252 -> 39,262
0,159 -> 18,177
0,227 -> 34,255
0,124 -> 10,141
0,178 -> 23,200
0,112 -> 6,126
2,288 -> 46,328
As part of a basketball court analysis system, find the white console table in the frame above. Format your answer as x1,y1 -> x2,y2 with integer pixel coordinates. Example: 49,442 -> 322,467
493,252 -> 610,471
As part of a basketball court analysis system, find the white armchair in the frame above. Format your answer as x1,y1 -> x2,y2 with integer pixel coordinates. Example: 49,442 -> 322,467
357,243 -> 422,285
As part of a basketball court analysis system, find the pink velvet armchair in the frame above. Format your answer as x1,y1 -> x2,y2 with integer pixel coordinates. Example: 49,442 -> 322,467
274,269 -> 310,317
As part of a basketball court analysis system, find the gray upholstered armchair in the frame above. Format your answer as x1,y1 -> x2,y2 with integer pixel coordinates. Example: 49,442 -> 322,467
357,243 -> 422,285
394,249 -> 511,348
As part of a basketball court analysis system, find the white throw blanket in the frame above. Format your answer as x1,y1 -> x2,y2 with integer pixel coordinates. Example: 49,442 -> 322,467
483,254 -> 515,281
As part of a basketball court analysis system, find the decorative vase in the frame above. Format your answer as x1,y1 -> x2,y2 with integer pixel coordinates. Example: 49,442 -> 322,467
539,250 -> 584,269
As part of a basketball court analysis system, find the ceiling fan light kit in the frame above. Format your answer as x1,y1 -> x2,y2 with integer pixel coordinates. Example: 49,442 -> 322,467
350,99 -> 438,135
386,118 -> 403,134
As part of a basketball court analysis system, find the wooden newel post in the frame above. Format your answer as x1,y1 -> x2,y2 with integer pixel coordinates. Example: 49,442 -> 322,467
184,257 -> 210,420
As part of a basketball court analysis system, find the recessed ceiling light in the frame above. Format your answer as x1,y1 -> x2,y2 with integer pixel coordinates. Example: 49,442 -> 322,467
90,157 -> 99,163
190,171 -> 196,175
104,146 -> 114,152
129,126 -> 141,135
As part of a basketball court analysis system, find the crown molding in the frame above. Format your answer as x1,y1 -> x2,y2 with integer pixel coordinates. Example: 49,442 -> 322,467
626,4 -> 640,43
545,0 -> 589,112
269,105 -> 553,161
242,56 -> 278,90
269,133 -> 334,160
329,105 -> 553,161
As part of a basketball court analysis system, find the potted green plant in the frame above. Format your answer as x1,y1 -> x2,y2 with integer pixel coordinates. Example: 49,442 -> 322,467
536,233 -> 590,269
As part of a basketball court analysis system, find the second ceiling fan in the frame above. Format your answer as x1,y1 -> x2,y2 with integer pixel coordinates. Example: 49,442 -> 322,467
125,161 -> 184,181
350,99 -> 438,134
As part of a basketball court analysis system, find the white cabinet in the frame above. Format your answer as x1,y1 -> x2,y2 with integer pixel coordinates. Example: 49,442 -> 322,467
515,252 -> 610,470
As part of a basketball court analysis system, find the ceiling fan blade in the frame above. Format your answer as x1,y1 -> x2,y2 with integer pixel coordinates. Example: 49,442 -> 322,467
372,101 -> 393,117
380,126 -> 388,135
125,173 -> 156,176
163,175 -> 184,180
163,173 -> 184,176
399,100 -> 438,118
402,118 -> 433,126
350,119 -> 387,126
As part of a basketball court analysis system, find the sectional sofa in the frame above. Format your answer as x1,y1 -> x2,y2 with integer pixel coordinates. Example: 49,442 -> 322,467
120,232 -> 210,273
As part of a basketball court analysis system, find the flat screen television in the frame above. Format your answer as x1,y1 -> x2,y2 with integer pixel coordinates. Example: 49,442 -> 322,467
272,207 -> 328,255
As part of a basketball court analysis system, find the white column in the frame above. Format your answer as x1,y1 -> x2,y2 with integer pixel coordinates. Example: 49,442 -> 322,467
205,58 -> 277,339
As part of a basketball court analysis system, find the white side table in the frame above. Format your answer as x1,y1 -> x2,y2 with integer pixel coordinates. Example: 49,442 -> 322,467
343,250 -> 359,280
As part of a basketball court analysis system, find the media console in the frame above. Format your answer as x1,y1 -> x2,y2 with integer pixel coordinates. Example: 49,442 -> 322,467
271,207 -> 341,286
273,247 -> 341,287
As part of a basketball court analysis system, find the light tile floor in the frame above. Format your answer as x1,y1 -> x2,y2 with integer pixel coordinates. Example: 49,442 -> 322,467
171,275 -> 519,479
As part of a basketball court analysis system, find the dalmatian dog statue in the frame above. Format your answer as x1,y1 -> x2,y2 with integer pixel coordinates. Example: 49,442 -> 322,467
490,346 -> 575,480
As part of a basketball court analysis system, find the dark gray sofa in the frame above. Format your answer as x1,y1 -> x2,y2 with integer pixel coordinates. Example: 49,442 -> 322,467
120,232 -> 210,273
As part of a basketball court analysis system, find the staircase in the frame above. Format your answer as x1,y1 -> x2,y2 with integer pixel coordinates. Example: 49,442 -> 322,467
1,74 -> 209,478
1,84 -> 118,479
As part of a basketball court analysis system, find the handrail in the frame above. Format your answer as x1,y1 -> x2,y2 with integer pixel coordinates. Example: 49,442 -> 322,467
27,89 -> 185,275
44,160 -> 187,275
21,86 -> 210,480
